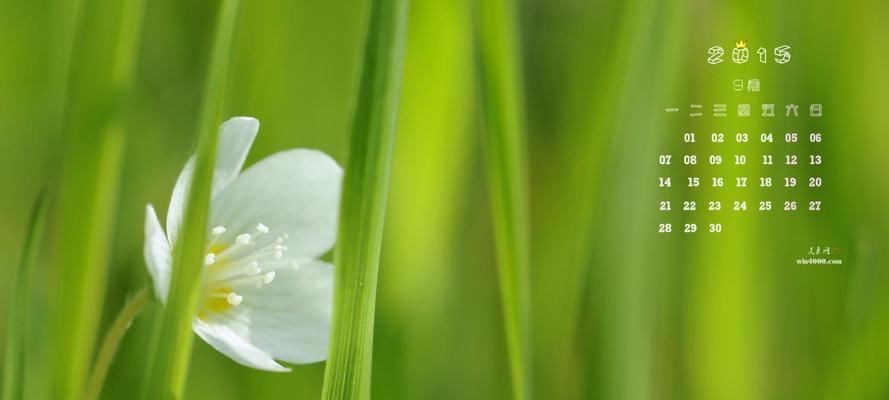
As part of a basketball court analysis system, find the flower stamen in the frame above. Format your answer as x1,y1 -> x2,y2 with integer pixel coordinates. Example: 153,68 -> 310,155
236,233 -> 251,245
226,292 -> 243,306
208,260 -> 262,282
213,233 -> 253,261
206,225 -> 227,249
199,224 -> 291,318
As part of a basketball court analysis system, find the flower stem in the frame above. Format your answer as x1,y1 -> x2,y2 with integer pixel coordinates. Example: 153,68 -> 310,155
474,0 -> 533,397
320,0 -> 409,398
85,288 -> 150,400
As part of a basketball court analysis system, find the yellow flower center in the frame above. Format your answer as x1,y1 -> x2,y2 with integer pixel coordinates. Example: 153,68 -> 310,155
195,223 -> 290,321
198,287 -> 236,321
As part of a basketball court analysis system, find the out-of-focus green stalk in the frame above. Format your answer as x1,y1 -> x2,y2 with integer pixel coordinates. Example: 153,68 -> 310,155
577,0 -> 682,398
2,191 -> 48,400
49,0 -> 145,397
473,0 -> 532,398
85,288 -> 149,400
321,0 -> 408,397
141,0 -> 241,398
373,0 -> 473,397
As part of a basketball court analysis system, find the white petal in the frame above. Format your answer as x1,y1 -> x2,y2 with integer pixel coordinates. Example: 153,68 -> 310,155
193,319 -> 290,372
166,117 -> 259,245
166,157 -> 193,247
210,259 -> 333,364
209,149 -> 342,259
144,204 -> 172,301
213,117 -> 260,194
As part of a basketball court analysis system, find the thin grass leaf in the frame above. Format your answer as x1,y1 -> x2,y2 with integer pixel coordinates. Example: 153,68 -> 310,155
320,0 -> 408,397
473,0 -> 532,398
49,0 -> 146,397
2,191 -> 49,400
140,0 -> 241,398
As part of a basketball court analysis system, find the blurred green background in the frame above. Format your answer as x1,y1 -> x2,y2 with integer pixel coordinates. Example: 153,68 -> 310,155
2,0 -> 889,398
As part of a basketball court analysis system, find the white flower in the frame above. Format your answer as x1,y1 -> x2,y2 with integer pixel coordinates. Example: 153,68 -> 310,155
143,117 -> 342,371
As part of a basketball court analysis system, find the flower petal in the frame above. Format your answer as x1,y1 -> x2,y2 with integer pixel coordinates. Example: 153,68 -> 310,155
166,157 -> 193,246
238,259 -> 333,364
193,319 -> 290,372
166,117 -> 259,245
209,149 -> 342,259
144,204 -> 172,301
203,259 -> 333,365
212,117 -> 260,194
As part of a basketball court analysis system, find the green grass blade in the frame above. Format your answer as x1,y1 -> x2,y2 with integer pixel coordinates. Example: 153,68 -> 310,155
473,0 -> 532,398
49,0 -> 146,397
140,0 -> 241,398
320,0 -> 408,397
2,191 -> 49,400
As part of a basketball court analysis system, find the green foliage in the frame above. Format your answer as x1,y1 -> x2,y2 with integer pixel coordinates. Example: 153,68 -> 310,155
141,0 -> 241,398
48,0 -> 146,397
1,0 -> 889,399
474,0 -> 532,398
321,0 -> 408,398
2,191 -> 48,400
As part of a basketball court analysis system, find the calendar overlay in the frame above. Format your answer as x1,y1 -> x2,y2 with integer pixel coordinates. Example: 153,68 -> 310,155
658,39 -> 825,238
